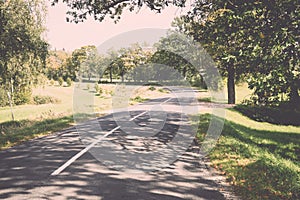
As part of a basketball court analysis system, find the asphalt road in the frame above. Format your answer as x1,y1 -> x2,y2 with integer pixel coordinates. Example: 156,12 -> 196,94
0,89 -> 238,200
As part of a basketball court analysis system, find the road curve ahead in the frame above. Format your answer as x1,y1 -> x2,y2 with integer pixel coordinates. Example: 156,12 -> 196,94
0,88 -> 238,200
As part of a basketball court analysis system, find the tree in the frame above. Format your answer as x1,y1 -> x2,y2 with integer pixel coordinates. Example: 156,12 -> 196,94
173,3 -> 248,104
243,0 -> 299,105
46,50 -> 70,80
53,0 -> 299,105
174,0 -> 299,105
104,48 -> 119,83
70,45 -> 95,81
0,0 -> 48,120
150,32 -> 205,87
96,45 -> 152,83
51,0 -> 186,23
118,43 -> 150,82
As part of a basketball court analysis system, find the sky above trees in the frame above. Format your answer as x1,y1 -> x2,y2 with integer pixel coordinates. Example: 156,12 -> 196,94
45,1 -> 190,51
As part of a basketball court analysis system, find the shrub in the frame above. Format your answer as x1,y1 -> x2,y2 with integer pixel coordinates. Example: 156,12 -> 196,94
0,88 -> 8,107
33,95 -> 60,105
130,96 -> 148,103
94,83 -> 99,93
148,86 -> 156,91
58,77 -> 64,86
99,88 -> 103,95
192,75 -> 207,88
35,74 -> 48,88
95,83 -> 103,95
66,77 -> 72,87
158,88 -> 169,93
14,90 -> 31,105
0,87 -> 31,106
98,87 -> 103,95
49,79 -> 55,86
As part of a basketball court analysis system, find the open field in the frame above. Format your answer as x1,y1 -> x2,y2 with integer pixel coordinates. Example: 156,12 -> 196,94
0,84 -> 169,123
0,84 -> 170,149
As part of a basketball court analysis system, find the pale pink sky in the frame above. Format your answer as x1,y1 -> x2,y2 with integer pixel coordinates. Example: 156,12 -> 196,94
46,1 -> 191,52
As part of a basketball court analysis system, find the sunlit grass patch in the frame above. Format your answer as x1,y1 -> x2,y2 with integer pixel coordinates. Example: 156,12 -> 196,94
0,116 -> 74,150
197,113 -> 300,199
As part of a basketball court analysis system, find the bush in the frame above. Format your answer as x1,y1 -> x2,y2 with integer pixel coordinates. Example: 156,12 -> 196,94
94,83 -> 99,93
94,83 -> 103,95
191,75 -> 207,88
158,88 -> 170,93
66,77 -> 72,87
0,88 -> 8,107
49,79 -> 55,86
130,96 -> 148,103
35,74 -> 48,88
0,87 -> 32,106
14,90 -> 31,105
33,95 -> 60,105
148,86 -> 156,91
58,77 -> 64,86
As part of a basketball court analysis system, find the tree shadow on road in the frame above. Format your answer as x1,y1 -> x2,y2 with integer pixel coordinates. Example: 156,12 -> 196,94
0,111 -> 236,199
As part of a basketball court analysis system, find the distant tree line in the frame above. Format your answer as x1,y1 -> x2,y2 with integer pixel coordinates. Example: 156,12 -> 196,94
1,0 -> 298,114
49,42 -> 207,87
53,0 -> 299,106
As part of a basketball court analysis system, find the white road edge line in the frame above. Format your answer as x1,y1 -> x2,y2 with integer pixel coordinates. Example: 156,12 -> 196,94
50,97 -> 171,176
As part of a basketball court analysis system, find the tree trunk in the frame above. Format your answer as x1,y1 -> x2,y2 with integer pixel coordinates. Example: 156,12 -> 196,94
121,69 -> 124,83
290,83 -> 300,105
109,66 -> 113,83
182,66 -> 187,80
227,64 -> 235,104
7,85 -> 15,121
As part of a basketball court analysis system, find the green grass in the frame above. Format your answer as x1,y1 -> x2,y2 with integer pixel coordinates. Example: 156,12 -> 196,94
0,84 -> 168,150
0,116 -> 74,150
130,96 -> 149,103
197,82 -> 253,104
148,86 -> 156,91
198,97 -> 212,102
158,88 -> 169,93
197,110 -> 300,199
0,86 -> 74,123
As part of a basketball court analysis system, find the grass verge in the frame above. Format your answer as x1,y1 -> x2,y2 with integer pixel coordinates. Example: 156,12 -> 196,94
197,112 -> 300,199
130,96 -> 150,103
198,97 -> 212,102
0,116 -> 74,150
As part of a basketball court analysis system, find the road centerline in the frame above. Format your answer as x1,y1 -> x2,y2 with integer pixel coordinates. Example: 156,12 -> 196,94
51,97 -> 171,176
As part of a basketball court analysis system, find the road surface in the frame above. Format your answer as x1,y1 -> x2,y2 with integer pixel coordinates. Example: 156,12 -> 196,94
0,89 -> 238,200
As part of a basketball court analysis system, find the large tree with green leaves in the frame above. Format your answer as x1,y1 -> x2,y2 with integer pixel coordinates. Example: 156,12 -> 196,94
118,43 -> 150,82
0,0 -> 48,119
173,2 -> 252,104
51,0 -> 186,23
47,50 -> 70,81
151,32 -> 206,87
174,0 -> 299,105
